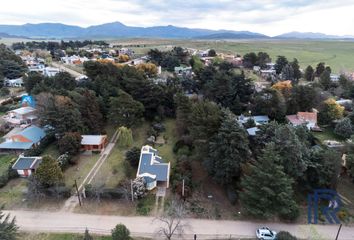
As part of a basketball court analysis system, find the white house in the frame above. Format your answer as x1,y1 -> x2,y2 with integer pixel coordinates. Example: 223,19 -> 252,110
12,156 -> 42,177
3,106 -> 37,126
44,67 -> 60,77
330,74 -> 340,82
4,77 -> 23,87
238,115 -> 270,126
136,145 -> 170,190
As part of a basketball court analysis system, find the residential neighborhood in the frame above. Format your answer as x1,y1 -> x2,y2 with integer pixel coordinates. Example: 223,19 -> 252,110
1,1 -> 354,239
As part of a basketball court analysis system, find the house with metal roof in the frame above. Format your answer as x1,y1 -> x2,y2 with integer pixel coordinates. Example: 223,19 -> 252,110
136,145 -> 170,190
2,106 -> 37,126
12,156 -> 42,177
0,125 -> 46,151
237,115 -> 270,126
81,135 -> 108,152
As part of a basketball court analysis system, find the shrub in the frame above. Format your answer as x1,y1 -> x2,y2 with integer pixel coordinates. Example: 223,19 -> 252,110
111,224 -> 130,240
276,231 -> 297,240
125,147 -> 140,167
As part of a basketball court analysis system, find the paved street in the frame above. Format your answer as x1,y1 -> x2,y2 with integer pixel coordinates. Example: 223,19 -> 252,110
5,210 -> 354,239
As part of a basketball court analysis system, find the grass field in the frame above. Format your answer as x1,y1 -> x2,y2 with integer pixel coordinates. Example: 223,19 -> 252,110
0,154 -> 16,176
111,38 -> 354,73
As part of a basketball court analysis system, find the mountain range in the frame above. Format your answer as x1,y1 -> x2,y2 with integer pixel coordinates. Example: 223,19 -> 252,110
0,22 -> 352,40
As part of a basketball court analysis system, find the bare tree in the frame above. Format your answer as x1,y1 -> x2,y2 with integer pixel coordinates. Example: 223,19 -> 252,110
154,200 -> 188,240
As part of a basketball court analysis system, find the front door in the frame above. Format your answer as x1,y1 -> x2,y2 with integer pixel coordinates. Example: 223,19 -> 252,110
23,169 -> 29,177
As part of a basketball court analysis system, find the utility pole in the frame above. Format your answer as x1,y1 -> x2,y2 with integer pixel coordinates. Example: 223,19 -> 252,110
182,179 -> 185,197
335,224 -> 342,240
130,179 -> 134,202
74,180 -> 82,207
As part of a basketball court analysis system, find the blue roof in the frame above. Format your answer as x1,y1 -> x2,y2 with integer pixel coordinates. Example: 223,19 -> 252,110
0,125 -> 46,150
20,126 -> 46,143
0,141 -> 33,150
138,153 -> 169,182
253,115 -> 269,122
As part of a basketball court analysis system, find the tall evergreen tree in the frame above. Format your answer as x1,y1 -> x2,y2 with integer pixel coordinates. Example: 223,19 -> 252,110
34,155 -> 64,188
205,110 -> 250,185
240,143 -> 299,220
0,208 -> 18,240
275,56 -> 288,74
304,65 -> 314,81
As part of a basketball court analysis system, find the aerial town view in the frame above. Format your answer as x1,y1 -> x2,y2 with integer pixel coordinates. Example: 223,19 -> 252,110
1,1 -> 354,239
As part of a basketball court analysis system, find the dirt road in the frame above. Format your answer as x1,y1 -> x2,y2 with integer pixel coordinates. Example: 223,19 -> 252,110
5,210 -> 354,239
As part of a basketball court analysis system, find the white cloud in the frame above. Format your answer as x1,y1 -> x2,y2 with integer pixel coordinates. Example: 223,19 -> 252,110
0,0 -> 354,36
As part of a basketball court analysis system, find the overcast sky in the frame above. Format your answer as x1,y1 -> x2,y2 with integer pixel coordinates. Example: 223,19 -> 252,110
1,0 -> 354,36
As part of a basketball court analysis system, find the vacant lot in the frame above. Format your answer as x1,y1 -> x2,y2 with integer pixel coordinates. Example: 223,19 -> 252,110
0,154 -> 16,175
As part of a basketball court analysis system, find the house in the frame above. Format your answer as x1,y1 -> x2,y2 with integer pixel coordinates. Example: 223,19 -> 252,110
136,145 -> 170,190
12,156 -> 42,177
81,135 -> 108,152
238,115 -> 269,126
330,74 -> 340,82
61,55 -> 89,65
3,106 -> 37,126
119,48 -> 134,56
0,125 -> 46,151
261,69 -> 277,79
43,67 -> 60,77
4,77 -> 23,87
253,66 -> 261,72
246,127 -> 260,136
336,99 -> 352,107
174,66 -> 192,76
286,111 -> 320,131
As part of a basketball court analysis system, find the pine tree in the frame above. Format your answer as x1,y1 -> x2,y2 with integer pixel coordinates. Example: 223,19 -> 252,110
240,143 -> 299,220
0,208 -> 18,240
205,110 -> 250,185
304,65 -> 314,81
34,155 -> 64,188
83,228 -> 93,240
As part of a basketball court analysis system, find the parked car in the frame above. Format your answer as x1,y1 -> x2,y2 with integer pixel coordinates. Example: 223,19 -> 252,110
256,227 -> 277,240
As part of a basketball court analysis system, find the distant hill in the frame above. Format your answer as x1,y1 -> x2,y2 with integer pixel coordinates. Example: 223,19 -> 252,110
275,31 -> 354,39
0,22 -> 268,39
0,32 -> 29,39
195,32 -> 269,39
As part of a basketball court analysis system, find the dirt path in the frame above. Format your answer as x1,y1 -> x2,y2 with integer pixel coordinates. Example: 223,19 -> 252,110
61,130 -> 120,212
5,210 -> 354,239
51,62 -> 83,78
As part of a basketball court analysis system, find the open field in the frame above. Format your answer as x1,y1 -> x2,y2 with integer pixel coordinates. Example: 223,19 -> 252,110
2,36 -> 354,72
110,38 -> 354,73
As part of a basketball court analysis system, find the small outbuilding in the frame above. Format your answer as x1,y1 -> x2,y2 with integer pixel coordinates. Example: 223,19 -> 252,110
12,156 -> 42,177
81,135 -> 108,152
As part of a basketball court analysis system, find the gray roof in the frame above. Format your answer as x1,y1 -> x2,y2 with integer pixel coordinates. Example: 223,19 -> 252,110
138,153 -> 169,182
81,135 -> 105,145
12,157 -> 42,170
10,107 -> 36,115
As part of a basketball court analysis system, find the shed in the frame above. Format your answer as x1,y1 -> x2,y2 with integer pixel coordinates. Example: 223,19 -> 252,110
12,156 -> 42,177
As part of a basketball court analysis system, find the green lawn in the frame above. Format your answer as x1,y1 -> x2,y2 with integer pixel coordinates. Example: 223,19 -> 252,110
0,154 -> 16,176
64,154 -> 101,187
0,178 -> 27,209
312,127 -> 344,143
42,144 -> 60,159
91,119 -> 177,188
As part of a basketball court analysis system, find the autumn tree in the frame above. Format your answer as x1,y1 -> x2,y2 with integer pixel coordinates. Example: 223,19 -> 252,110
34,155 -> 64,188
272,80 -> 292,99
136,63 -> 158,77
118,54 -> 130,63
318,98 -> 344,125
